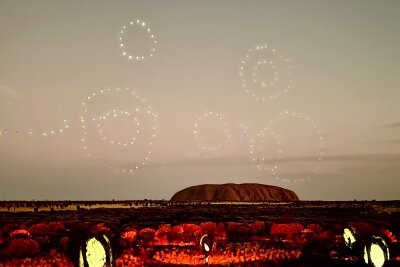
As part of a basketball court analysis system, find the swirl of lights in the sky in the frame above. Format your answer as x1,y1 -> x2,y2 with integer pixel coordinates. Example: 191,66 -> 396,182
239,44 -> 293,102
259,110 -> 324,183
92,109 -> 141,147
80,87 -> 157,174
248,127 -> 282,179
193,111 -> 232,152
118,19 -> 157,61
0,120 -> 70,137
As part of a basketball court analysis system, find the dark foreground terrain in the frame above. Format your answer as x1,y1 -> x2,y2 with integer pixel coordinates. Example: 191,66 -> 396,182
0,200 -> 399,266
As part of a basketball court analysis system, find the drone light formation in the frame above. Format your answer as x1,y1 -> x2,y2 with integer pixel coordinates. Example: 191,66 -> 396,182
0,120 -> 70,138
248,126 -> 282,180
193,111 -> 232,153
268,110 -> 324,182
118,19 -> 157,62
239,44 -> 293,102
80,87 -> 157,174
93,109 -> 141,147
0,18 -> 326,184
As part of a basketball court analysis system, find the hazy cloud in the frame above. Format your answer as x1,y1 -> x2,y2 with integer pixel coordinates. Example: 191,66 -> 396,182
382,122 -> 400,128
364,139 -> 400,145
0,84 -> 23,98
156,153 -> 400,167
0,84 -> 24,106
321,153 -> 400,163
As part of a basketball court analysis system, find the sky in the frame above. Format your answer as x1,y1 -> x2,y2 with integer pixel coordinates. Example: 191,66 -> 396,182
0,0 -> 399,201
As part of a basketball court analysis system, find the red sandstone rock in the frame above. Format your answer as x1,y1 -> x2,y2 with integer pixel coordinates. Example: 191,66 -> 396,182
170,183 -> 299,202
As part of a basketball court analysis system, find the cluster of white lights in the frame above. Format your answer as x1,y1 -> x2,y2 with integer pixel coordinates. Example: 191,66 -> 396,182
252,59 -> 279,88
248,127 -> 282,179
269,110 -> 323,183
193,111 -> 232,152
0,120 -> 70,137
79,237 -> 106,267
119,19 -> 157,61
364,236 -> 390,267
343,228 -> 356,248
80,87 -> 157,173
92,109 -> 141,147
239,44 -> 293,102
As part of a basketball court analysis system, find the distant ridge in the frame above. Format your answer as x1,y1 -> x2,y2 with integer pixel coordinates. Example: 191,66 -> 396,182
170,183 -> 299,202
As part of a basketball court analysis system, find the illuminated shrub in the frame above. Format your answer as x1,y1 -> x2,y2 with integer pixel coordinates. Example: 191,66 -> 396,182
167,226 -> 184,244
139,228 -> 155,246
92,223 -> 111,236
154,224 -> 192,245
302,230 -> 335,260
0,224 -> 19,237
5,238 -> 41,258
382,229 -> 398,243
364,236 -> 390,267
121,229 -> 138,244
199,222 -> 225,242
251,221 -> 266,235
114,248 -> 144,267
181,224 -> 202,236
153,241 -> 302,265
1,251 -> 74,267
214,223 -> 227,242
172,225 -> 184,234
200,222 -> 218,234
28,223 -> 50,236
306,223 -> 323,234
226,222 -> 254,243
154,224 -> 171,245
319,230 -> 335,243
9,229 -> 30,239
153,223 -> 224,246
270,223 -> 304,240
180,224 -> 203,243
48,221 -> 65,233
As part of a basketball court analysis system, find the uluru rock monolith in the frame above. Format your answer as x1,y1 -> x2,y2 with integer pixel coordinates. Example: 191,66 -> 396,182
170,183 -> 299,202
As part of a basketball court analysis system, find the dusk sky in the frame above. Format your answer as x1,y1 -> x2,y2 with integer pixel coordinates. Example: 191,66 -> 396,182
0,0 -> 399,201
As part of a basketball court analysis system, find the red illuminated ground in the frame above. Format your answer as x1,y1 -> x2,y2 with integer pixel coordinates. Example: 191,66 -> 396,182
0,201 -> 399,266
